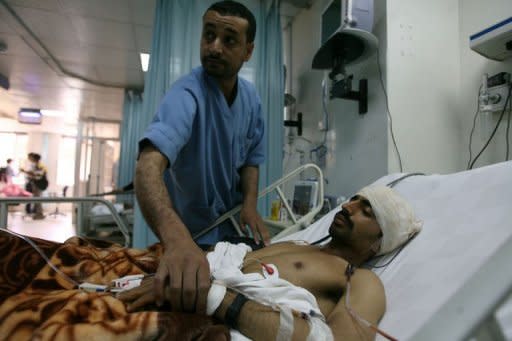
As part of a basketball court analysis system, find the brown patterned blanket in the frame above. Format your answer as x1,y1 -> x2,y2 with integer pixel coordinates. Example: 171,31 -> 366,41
0,230 -> 229,340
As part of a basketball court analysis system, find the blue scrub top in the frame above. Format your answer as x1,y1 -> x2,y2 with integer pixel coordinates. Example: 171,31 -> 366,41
140,66 -> 265,245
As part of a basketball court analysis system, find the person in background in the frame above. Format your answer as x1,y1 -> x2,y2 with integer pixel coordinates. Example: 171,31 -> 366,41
135,1 -> 268,314
20,153 -> 48,220
0,167 -> 33,197
5,159 -> 16,183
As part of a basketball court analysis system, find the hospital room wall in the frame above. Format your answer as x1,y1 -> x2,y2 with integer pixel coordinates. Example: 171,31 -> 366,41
458,0 -> 512,169
284,0 -> 388,199
386,0 -> 462,174
286,0 -> 510,200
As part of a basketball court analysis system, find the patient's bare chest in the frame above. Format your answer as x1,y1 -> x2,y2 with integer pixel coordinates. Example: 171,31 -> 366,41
242,243 -> 347,295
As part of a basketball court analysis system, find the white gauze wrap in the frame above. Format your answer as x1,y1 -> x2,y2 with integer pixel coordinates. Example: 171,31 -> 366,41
206,242 -> 333,341
357,185 -> 422,256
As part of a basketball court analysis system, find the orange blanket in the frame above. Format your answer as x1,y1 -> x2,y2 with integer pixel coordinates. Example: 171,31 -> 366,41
0,231 -> 228,340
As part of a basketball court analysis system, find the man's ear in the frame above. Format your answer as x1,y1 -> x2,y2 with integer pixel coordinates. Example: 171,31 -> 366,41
244,42 -> 254,62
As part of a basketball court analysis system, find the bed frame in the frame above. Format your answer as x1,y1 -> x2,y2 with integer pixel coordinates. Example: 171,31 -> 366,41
0,196 -> 131,246
193,163 -> 324,241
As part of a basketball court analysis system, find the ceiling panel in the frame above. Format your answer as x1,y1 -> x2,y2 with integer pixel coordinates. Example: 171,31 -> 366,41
0,54 -> 59,79
60,61 -> 99,80
60,0 -> 131,23
0,0 -> 156,122
6,0 -> 62,12
0,33 -> 39,57
40,38 -> 85,64
95,65 -> 143,87
129,0 -> 156,26
134,25 -> 152,52
85,45 -> 140,69
70,15 -> 136,50
12,6 -> 79,43
0,18 -> 14,33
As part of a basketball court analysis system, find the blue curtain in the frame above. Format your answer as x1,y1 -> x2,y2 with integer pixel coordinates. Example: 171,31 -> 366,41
118,90 -> 143,192
133,0 -> 283,247
255,0 -> 284,216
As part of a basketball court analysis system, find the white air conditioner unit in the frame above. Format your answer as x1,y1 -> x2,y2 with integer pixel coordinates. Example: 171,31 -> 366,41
470,17 -> 512,61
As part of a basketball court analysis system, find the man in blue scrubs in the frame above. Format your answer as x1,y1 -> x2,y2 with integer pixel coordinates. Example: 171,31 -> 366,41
135,1 -> 269,314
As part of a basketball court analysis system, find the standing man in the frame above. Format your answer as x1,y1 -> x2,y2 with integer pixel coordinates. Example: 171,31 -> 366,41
5,159 -> 16,183
21,153 -> 48,220
135,1 -> 269,314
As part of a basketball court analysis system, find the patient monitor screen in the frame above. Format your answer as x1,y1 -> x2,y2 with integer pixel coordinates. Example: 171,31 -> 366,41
293,184 -> 314,216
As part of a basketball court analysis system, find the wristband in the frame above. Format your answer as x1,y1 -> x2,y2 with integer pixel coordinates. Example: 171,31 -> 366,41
225,293 -> 249,329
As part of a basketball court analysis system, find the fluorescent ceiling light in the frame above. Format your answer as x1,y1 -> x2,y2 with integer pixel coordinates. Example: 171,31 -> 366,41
140,53 -> 150,72
41,109 -> 66,117
18,108 -> 42,124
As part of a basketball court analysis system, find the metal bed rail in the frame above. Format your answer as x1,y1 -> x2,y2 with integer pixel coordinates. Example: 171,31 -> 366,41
193,163 -> 324,241
0,197 -> 131,246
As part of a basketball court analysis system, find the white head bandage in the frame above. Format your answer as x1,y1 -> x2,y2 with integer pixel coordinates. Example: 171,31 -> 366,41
357,186 -> 422,256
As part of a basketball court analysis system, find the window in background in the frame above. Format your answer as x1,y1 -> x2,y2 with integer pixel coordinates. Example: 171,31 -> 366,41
0,132 -> 28,185
56,136 -> 76,189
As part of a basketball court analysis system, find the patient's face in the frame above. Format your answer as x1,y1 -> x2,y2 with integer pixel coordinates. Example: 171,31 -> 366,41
329,195 -> 382,254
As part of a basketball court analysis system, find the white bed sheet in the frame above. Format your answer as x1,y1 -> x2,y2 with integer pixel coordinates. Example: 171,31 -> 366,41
276,161 -> 512,340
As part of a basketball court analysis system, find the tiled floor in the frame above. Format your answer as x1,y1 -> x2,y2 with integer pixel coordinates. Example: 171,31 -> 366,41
5,207 -> 77,243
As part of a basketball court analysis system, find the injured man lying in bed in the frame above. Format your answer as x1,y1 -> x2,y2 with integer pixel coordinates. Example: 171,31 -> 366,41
0,185 -> 421,340
120,185 -> 422,341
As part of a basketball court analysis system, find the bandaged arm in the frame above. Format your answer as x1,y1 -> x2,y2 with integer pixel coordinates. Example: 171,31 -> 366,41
214,290 -> 310,341
213,269 -> 385,341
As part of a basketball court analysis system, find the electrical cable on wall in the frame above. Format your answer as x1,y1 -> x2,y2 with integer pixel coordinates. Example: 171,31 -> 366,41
469,84 -> 512,169
466,85 -> 482,169
506,90 -> 511,160
377,49 -> 403,172
308,77 -> 331,169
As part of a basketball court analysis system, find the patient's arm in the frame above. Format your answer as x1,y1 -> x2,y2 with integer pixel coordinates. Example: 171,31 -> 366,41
214,290 -> 311,340
119,279 -> 311,340
326,269 -> 386,340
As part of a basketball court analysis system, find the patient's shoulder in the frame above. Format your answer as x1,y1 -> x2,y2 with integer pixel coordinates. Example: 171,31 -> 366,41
351,268 -> 384,297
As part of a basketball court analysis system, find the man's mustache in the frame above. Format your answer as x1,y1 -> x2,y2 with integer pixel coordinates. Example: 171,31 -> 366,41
337,208 -> 354,230
204,55 -> 225,63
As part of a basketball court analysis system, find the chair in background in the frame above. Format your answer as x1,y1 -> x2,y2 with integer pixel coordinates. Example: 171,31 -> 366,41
49,186 -> 68,218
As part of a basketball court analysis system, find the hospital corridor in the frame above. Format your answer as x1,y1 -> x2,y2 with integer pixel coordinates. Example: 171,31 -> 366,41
1,0 -> 512,340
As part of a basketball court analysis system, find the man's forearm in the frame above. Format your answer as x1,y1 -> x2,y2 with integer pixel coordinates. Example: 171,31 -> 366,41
214,291 -> 310,341
135,150 -> 190,245
240,166 -> 259,208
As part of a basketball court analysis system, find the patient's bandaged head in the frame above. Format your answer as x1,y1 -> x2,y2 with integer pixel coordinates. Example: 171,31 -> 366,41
357,185 -> 422,256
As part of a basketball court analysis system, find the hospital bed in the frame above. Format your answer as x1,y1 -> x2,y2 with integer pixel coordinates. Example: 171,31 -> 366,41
2,161 -> 511,340
193,160 -> 512,340
0,196 -> 131,246
274,160 -> 512,340
194,163 -> 325,241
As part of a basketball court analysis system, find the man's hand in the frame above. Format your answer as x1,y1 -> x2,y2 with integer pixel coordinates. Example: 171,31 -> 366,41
154,240 -> 211,314
240,205 -> 270,245
118,277 -> 156,311
135,146 -> 211,314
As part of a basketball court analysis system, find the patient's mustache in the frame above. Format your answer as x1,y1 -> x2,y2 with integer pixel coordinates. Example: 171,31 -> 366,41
338,209 -> 354,230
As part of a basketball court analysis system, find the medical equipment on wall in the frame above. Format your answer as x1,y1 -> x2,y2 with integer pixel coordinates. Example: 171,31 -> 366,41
312,0 -> 378,114
470,16 -> 512,61
479,72 -> 511,113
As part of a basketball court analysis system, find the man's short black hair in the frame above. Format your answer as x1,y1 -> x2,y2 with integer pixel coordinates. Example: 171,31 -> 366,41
7,158 -> 12,163
205,1 -> 256,43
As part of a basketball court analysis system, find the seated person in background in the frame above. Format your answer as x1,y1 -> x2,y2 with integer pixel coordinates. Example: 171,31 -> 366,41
0,167 -> 33,198
120,185 -> 422,341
